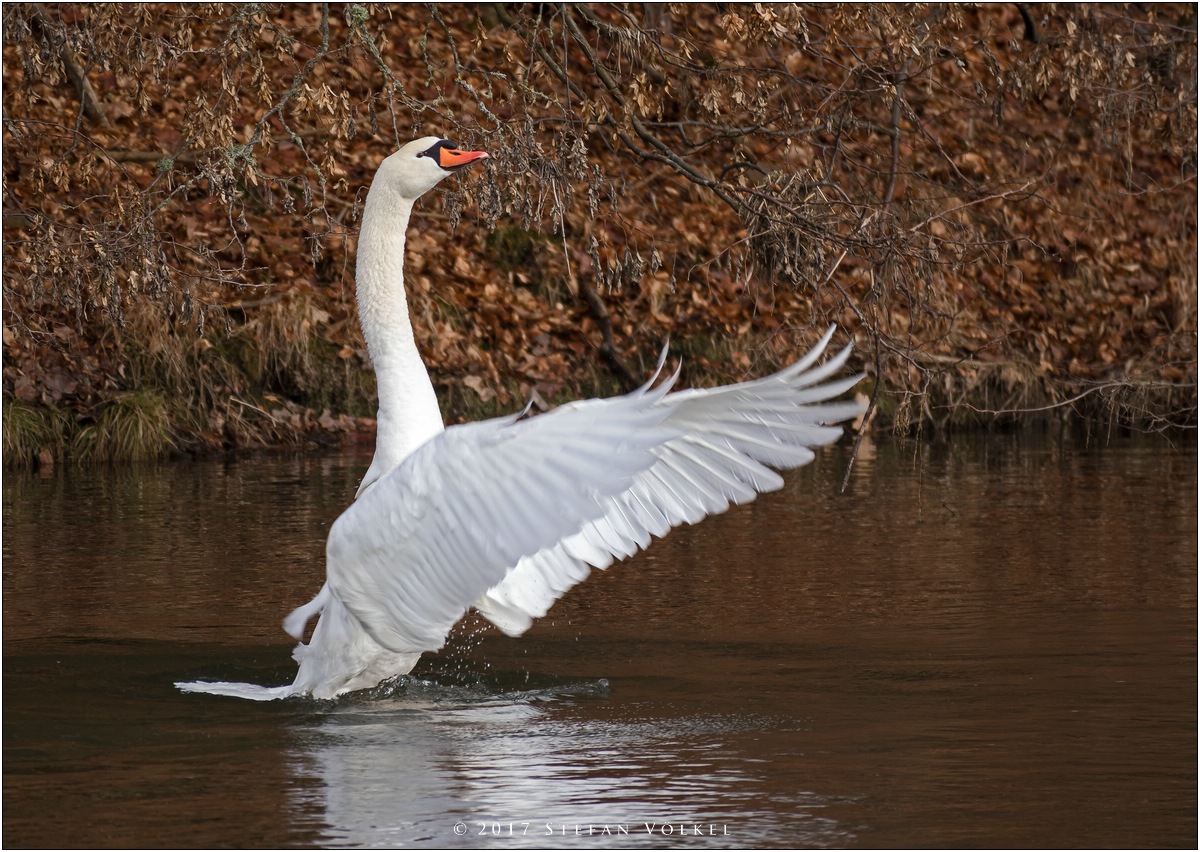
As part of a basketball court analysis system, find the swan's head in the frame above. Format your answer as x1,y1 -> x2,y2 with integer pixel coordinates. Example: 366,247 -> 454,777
377,136 -> 489,200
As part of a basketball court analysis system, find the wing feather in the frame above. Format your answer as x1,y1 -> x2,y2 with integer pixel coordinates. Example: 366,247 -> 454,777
475,328 -> 865,636
324,380 -> 683,653
324,327 -> 862,650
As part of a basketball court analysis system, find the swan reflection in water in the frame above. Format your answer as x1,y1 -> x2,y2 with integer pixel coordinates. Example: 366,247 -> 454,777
282,675 -> 852,848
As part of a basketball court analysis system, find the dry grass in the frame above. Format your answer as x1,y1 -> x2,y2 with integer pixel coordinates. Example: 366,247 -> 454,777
3,400 -> 72,463
72,391 -> 174,463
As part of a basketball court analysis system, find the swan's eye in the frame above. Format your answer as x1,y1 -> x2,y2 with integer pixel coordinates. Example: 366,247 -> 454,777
419,140 -> 459,161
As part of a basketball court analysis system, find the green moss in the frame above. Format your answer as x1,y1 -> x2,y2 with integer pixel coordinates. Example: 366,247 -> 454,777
435,377 -> 525,424
486,225 -> 541,274
484,225 -> 574,302
671,333 -> 738,367
290,337 -> 377,416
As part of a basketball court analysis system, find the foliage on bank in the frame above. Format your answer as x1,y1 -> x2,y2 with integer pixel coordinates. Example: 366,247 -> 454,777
2,4 -> 1196,464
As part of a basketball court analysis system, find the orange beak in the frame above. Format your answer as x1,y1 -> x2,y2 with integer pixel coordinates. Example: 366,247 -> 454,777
438,148 -> 489,170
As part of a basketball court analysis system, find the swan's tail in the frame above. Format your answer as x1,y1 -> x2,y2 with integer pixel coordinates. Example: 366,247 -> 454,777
175,679 -> 297,701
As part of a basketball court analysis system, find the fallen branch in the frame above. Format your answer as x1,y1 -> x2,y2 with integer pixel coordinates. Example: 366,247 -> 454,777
575,272 -> 639,390
32,8 -> 110,129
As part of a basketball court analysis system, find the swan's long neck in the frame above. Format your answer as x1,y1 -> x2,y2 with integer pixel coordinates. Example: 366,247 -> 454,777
355,181 -> 444,489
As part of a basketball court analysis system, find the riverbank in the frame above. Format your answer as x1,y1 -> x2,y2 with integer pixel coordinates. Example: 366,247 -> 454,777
4,5 -> 1195,464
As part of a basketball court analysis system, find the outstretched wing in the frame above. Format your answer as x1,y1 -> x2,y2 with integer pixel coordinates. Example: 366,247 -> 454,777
473,325 -> 865,634
326,326 -> 864,654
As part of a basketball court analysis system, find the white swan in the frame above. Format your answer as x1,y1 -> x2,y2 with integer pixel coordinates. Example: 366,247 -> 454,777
177,136 -> 865,701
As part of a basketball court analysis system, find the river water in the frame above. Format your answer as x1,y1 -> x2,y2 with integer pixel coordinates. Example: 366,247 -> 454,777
3,433 -> 1195,848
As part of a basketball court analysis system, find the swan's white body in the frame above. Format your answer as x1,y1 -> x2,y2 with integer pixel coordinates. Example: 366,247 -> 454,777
177,137 -> 864,701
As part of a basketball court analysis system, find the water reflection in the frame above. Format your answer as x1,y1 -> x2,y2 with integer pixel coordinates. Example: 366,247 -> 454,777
286,676 -> 850,848
3,433 -> 1196,848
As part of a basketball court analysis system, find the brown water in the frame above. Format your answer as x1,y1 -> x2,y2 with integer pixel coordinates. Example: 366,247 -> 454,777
3,434 -> 1196,848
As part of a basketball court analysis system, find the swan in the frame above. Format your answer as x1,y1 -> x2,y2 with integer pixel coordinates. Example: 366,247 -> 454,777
176,136 -> 865,701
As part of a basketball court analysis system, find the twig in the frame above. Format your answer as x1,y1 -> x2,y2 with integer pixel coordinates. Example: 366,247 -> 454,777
906,179 -> 1038,233
965,380 -> 1198,417
230,396 -> 280,423
108,150 -> 196,164
840,338 -> 881,494
1015,4 -> 1040,43
575,271 -> 638,389
31,8 -> 111,129
881,60 -> 911,210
